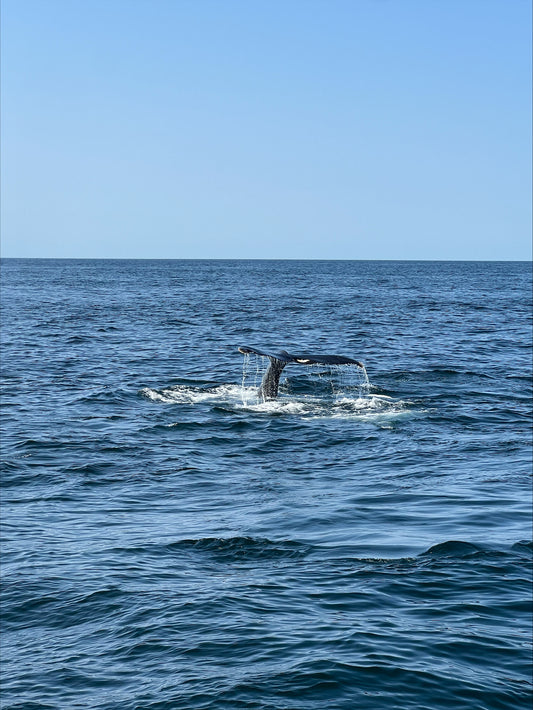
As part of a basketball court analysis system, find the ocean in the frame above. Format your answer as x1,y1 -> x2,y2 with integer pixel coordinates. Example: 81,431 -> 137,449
1,259 -> 531,709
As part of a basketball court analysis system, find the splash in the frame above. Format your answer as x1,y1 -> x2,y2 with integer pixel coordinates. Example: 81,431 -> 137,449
240,352 -> 264,405
141,359 -> 414,424
140,384 -> 249,405
141,382 -> 414,424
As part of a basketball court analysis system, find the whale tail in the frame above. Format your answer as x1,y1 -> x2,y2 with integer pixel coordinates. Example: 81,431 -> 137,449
238,346 -> 364,400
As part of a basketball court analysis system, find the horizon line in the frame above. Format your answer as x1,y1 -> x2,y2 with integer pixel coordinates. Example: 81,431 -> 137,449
0,257 -> 531,263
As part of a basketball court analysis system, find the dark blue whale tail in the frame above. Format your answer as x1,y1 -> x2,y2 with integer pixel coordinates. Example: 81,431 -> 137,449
238,346 -> 364,400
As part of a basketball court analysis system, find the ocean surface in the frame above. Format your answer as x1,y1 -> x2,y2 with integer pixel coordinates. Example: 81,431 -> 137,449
1,259 -> 531,710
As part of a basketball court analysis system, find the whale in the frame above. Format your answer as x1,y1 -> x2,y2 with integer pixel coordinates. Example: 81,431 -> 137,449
238,346 -> 364,400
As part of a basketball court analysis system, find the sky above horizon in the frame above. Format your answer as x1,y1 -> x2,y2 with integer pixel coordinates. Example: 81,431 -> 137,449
1,0 -> 531,260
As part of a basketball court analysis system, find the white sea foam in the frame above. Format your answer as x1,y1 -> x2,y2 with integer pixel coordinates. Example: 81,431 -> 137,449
141,384 -> 415,423
238,398 -> 311,415
140,384 -> 250,405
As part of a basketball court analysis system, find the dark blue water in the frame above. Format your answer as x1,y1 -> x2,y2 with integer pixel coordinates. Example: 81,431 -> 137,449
1,259 -> 531,710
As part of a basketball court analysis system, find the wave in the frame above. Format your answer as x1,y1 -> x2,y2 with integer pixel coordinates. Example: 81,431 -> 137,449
116,536 -> 311,562
103,536 -> 532,565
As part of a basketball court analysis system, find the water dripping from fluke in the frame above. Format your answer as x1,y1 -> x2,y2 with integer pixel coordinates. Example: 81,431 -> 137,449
238,346 -> 370,405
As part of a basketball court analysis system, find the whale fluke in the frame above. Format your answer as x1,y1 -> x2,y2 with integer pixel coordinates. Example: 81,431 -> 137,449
238,346 -> 364,399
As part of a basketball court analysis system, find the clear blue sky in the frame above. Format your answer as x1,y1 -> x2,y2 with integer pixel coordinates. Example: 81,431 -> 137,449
1,0 -> 531,259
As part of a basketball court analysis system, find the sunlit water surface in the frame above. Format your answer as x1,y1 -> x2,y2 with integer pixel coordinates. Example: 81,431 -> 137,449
1,259 -> 531,709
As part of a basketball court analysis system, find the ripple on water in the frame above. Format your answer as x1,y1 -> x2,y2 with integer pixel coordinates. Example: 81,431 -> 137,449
1,260 -> 531,710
